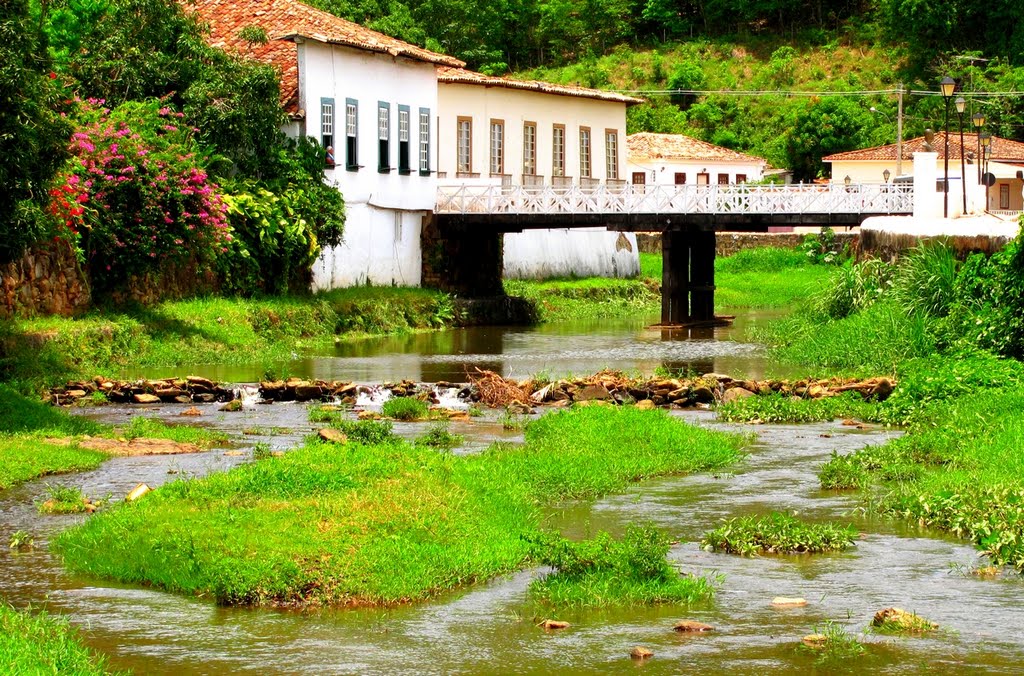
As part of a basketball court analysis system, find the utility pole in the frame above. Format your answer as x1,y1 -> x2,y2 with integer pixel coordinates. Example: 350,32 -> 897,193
896,84 -> 904,177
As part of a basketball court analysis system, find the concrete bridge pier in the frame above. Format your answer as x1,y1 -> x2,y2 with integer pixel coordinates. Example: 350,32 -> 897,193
661,228 -> 717,326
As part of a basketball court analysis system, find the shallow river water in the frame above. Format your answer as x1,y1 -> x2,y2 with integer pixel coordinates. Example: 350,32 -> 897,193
2,317 -> 1023,674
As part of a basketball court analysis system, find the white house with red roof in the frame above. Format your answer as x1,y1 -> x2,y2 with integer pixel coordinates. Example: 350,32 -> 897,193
824,133 -> 1024,214
626,133 -> 767,187
186,0 -> 463,288
437,68 -> 644,279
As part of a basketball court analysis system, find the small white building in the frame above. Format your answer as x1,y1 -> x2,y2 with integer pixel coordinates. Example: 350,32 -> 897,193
824,133 -> 1024,215
626,133 -> 767,187
437,68 -> 644,279
188,0 -> 464,288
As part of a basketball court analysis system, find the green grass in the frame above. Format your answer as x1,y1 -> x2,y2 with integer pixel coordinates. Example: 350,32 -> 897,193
716,391 -> 878,424
0,438 -> 107,491
380,396 -> 429,421
416,422 -> 464,449
119,416 -> 228,447
0,604 -> 114,675
54,406 -> 743,607
528,524 -> 716,608
504,277 -> 659,322
308,404 -> 348,424
798,621 -> 867,667
0,288 -> 460,390
701,512 -> 858,556
0,385 -> 103,436
37,484 -> 95,515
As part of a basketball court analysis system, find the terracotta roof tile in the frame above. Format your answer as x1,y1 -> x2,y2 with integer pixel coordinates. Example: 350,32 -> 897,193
823,132 -> 1024,163
626,132 -> 766,164
437,67 -> 643,105
183,0 -> 463,114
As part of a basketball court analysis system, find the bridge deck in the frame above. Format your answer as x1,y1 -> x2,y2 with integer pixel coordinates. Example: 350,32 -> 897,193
435,183 -> 914,231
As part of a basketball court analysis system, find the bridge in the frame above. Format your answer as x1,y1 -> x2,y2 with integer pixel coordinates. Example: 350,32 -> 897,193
430,182 -> 914,326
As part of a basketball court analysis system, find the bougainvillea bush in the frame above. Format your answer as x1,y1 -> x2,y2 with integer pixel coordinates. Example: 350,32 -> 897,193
51,98 -> 229,291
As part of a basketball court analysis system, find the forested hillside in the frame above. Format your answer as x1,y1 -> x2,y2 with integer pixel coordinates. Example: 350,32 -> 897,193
312,0 -> 1024,179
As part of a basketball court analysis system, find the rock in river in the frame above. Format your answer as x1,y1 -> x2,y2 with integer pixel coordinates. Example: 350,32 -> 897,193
673,620 -> 714,632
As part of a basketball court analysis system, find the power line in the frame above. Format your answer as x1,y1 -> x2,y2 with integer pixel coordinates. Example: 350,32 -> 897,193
615,87 -> 1024,98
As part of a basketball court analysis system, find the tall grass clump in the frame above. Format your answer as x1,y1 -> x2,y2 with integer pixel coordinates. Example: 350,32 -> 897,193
54,406 -> 743,607
716,391 -> 878,423
890,242 -> 958,318
701,512 -> 857,556
528,524 -> 716,607
716,246 -> 808,274
0,604 -> 112,675
380,396 -> 429,421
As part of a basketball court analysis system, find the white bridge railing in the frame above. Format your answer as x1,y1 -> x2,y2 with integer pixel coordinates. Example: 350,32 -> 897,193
436,183 -> 914,217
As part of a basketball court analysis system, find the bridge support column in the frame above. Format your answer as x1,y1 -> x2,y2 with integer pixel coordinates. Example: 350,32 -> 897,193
660,228 -> 716,326
421,214 -> 504,296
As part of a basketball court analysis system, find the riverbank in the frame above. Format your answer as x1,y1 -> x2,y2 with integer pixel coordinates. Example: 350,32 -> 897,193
721,235 -> 1024,571
506,248 -> 835,323
54,406 -> 743,607
0,383 -> 227,489
0,604 -> 113,674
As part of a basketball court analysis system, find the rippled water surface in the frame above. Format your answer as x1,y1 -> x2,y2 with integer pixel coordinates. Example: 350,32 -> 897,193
2,317 -> 1022,674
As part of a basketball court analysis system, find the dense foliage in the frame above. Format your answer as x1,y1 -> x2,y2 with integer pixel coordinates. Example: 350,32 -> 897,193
7,0 -> 346,297
0,0 -> 72,263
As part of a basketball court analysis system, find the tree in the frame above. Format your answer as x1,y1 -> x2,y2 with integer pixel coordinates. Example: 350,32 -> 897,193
0,0 -> 72,263
786,97 -> 870,181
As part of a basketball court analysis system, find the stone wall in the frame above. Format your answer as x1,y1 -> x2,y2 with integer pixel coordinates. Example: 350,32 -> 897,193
1,240 -> 217,319
636,231 -> 859,257
0,240 -> 91,318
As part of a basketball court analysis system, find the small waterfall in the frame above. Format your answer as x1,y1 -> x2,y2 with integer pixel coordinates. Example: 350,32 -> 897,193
355,386 -> 392,408
232,385 -> 262,407
433,386 -> 468,409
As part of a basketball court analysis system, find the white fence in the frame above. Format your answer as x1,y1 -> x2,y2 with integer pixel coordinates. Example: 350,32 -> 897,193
436,183 -> 915,217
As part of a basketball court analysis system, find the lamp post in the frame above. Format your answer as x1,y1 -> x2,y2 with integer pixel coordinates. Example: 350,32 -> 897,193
940,76 -> 956,218
972,111 -> 985,183
980,132 -> 992,211
883,169 -> 891,182
955,96 -> 967,214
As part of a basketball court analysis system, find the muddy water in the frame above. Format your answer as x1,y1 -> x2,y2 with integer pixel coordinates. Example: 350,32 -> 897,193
123,313 -> 796,384
3,402 -> 1023,674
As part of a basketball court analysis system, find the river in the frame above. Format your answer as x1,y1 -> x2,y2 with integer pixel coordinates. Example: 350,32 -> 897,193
1,314 -> 1021,673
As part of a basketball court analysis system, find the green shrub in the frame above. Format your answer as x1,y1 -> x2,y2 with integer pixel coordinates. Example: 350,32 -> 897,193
528,524 -> 716,607
332,419 -> 397,445
417,421 -> 464,449
701,512 -> 857,555
381,396 -> 429,421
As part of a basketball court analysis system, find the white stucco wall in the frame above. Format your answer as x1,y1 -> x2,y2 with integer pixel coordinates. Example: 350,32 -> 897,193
298,41 -> 439,288
311,204 -> 422,289
625,158 -> 764,185
437,82 -> 638,280
437,83 -> 627,183
503,229 -> 640,279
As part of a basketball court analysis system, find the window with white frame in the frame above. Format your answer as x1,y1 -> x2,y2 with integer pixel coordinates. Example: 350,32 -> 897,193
378,102 -> 390,172
398,105 -> 411,174
523,122 -> 536,176
345,99 -> 358,170
321,98 -> 334,166
490,120 -> 504,175
418,108 -> 430,174
605,130 -> 619,180
579,127 -> 591,178
457,117 -> 472,173
552,124 -> 565,177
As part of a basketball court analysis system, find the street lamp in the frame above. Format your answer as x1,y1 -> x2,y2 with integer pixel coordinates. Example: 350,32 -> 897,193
980,132 -> 992,211
972,111 -> 985,183
955,96 -> 967,214
844,175 -> 852,189
883,169 -> 891,182
940,76 -> 956,218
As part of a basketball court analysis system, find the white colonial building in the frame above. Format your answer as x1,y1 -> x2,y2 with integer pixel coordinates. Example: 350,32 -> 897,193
626,133 -> 767,187
188,0 -> 463,288
437,68 -> 644,279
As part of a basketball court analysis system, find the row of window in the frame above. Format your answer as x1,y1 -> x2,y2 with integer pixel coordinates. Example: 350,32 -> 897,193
457,119 -> 620,180
321,98 -> 431,174
631,171 -> 748,185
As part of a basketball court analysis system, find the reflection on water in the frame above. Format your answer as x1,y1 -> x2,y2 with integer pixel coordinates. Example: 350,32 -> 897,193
126,311 -> 793,384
